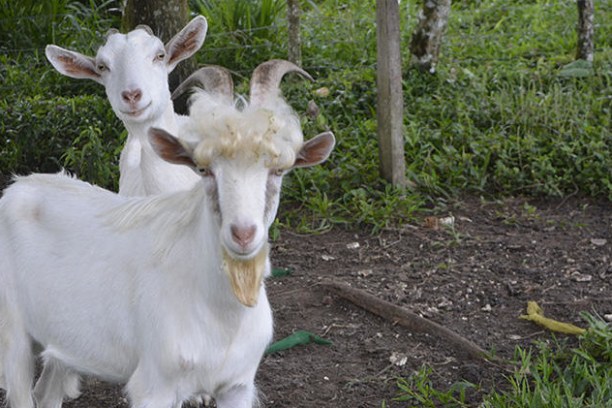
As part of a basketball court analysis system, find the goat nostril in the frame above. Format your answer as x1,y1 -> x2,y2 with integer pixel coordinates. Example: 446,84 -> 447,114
133,89 -> 142,102
121,89 -> 142,103
230,224 -> 256,247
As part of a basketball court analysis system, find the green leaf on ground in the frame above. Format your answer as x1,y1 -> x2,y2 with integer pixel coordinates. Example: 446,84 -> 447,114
265,330 -> 332,355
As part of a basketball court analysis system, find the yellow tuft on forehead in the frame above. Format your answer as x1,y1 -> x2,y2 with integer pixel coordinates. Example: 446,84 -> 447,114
182,90 -> 303,169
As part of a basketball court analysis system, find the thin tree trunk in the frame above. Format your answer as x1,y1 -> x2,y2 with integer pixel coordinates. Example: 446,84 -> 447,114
409,0 -> 451,73
576,0 -> 594,62
122,0 -> 195,114
376,0 -> 407,187
287,0 -> 302,66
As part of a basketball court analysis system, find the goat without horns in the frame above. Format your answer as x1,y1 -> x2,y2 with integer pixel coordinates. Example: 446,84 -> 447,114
45,16 -> 207,196
0,60 -> 335,408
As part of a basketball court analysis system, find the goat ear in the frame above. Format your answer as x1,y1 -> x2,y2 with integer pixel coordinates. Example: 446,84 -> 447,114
165,16 -> 208,72
148,127 -> 196,168
293,131 -> 336,169
45,45 -> 102,84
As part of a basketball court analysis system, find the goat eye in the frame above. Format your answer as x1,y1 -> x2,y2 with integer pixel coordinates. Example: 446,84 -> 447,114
96,63 -> 108,72
198,168 -> 214,177
270,169 -> 284,177
155,52 -> 166,61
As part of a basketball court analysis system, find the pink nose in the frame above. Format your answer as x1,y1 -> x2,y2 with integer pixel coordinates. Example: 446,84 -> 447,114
121,89 -> 142,104
230,224 -> 256,248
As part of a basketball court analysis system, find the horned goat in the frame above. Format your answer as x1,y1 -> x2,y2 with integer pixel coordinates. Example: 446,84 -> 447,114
45,16 -> 207,196
0,60 -> 335,408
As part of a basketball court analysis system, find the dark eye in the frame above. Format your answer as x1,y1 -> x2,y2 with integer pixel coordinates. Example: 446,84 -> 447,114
270,169 -> 284,177
96,62 -> 108,72
198,168 -> 214,177
154,52 -> 165,61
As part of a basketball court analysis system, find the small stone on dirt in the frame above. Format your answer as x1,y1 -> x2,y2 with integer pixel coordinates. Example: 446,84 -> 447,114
346,242 -> 360,249
590,238 -> 607,246
389,351 -> 408,367
571,273 -> 593,282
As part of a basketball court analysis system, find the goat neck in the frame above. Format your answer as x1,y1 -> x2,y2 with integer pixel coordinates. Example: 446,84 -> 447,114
119,104 -> 198,196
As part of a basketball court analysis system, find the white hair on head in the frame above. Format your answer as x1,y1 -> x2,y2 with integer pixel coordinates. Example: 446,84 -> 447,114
181,89 -> 304,169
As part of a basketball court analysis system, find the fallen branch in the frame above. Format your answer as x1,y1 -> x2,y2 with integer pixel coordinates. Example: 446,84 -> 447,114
321,280 -> 499,364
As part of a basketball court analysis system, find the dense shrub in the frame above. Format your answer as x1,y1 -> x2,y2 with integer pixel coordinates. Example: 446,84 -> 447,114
0,94 -> 122,190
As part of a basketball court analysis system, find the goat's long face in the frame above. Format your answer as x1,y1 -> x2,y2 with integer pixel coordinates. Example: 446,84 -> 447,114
149,124 -> 334,307
45,16 -> 207,124
209,157 -> 283,259
96,30 -> 170,123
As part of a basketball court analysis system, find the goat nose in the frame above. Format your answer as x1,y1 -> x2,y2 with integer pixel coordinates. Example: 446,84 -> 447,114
230,224 -> 257,248
121,89 -> 142,104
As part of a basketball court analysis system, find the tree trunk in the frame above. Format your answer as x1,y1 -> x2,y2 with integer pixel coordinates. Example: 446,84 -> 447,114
122,0 -> 195,114
376,0 -> 407,187
576,0 -> 594,62
409,0 -> 451,73
287,0 -> 302,66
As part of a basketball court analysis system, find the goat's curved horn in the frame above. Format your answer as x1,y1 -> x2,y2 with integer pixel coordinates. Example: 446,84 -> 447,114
171,66 -> 234,102
250,59 -> 313,106
135,24 -> 154,36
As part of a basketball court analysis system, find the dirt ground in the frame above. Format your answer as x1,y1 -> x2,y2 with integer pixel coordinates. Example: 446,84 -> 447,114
1,196 -> 610,407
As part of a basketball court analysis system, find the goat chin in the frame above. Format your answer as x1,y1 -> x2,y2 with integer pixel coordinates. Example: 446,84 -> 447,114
222,244 -> 268,307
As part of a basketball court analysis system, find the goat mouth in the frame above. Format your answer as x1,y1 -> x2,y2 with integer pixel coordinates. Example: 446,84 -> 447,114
222,243 -> 268,307
121,102 -> 152,117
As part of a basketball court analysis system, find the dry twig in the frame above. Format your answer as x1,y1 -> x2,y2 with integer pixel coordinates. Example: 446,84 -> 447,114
321,280 -> 502,364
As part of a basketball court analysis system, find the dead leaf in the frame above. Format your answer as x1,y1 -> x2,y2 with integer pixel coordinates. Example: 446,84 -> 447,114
423,216 -> 439,230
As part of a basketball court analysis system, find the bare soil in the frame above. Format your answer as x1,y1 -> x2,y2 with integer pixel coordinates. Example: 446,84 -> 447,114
1,196 -> 611,407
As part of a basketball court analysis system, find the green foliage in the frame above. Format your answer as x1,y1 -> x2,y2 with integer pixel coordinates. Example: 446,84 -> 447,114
301,0 -> 377,70
0,0 -> 120,53
62,123 -> 124,191
190,0 -> 286,70
393,365 -> 475,407
1,0 -> 611,230
400,69 -> 612,198
482,315 -> 612,407
390,315 -> 612,407
0,94 -> 122,190
0,0 -> 70,51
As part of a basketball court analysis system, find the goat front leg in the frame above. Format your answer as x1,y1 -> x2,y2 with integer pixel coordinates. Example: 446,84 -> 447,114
126,365 -> 182,408
214,384 -> 256,408
33,352 -> 82,408
2,327 -> 35,408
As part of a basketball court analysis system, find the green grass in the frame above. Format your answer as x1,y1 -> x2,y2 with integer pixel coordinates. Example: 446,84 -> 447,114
389,314 -> 612,407
190,0 -> 286,70
0,0 -> 120,53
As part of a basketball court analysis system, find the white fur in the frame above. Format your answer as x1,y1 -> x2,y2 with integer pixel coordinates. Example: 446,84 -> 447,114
45,16 -> 207,196
0,77 -> 335,408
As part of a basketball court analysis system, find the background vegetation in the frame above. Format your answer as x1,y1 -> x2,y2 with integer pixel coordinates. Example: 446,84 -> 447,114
0,0 -> 610,406
1,0 -> 610,232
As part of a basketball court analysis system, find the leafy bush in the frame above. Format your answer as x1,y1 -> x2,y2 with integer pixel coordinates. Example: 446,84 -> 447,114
0,94 -> 122,190
0,0 -> 120,53
191,0 -> 286,70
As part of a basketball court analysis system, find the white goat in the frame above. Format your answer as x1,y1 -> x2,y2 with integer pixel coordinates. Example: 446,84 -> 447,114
0,60 -> 335,408
45,16 -> 207,196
